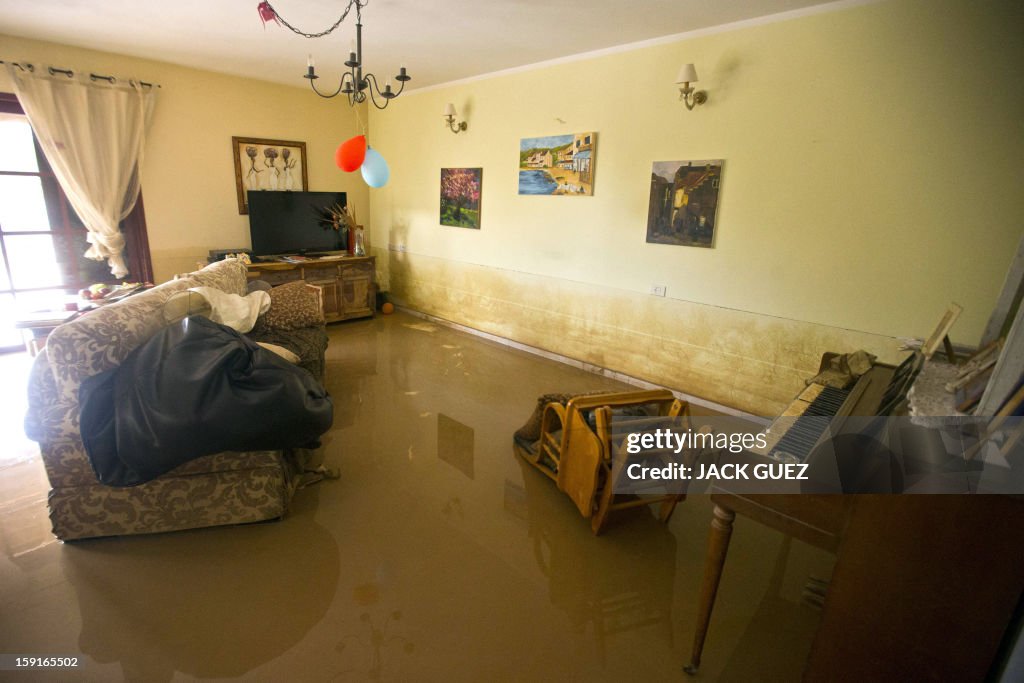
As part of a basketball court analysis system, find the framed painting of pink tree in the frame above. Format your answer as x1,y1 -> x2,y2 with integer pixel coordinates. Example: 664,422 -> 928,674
440,168 -> 482,229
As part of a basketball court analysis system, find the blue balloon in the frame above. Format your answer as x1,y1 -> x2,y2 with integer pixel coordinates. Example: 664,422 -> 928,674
360,148 -> 390,188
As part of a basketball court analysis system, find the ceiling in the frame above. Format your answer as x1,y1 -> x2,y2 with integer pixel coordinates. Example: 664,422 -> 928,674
0,0 -> 842,91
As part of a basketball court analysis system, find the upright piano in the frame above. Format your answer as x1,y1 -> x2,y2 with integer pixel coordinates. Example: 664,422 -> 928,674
754,350 -> 922,464
684,350 -> 923,675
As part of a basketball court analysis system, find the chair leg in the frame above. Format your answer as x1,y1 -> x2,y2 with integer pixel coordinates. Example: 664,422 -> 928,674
684,503 -> 736,675
658,494 -> 685,523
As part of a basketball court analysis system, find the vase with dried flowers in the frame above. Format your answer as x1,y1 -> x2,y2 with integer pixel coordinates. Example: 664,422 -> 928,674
314,203 -> 360,254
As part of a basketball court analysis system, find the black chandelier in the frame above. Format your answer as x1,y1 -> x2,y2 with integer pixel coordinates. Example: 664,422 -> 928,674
258,0 -> 410,109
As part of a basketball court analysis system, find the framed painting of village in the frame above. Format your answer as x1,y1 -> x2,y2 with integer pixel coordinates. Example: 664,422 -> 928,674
646,159 -> 724,248
518,132 -> 596,195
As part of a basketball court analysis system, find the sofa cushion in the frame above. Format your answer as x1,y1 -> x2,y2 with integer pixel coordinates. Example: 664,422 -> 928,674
46,450 -> 307,540
247,279 -> 272,293
260,281 -> 325,331
248,325 -> 328,381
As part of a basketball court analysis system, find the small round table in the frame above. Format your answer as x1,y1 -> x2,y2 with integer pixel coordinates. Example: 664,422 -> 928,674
13,310 -> 78,356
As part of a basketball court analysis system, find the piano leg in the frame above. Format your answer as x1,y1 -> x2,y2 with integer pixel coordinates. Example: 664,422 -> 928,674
684,503 -> 736,675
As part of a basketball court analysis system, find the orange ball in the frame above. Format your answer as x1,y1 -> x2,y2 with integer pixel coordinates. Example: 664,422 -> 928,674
381,302 -> 394,315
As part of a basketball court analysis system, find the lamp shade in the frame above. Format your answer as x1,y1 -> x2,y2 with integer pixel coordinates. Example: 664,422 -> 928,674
676,63 -> 699,84
444,103 -> 457,117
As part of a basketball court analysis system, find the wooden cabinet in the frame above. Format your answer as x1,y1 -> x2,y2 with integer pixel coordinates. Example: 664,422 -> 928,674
247,256 -> 376,322
340,259 -> 374,319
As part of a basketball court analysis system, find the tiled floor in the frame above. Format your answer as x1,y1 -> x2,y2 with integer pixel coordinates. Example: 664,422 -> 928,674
0,312 -> 834,681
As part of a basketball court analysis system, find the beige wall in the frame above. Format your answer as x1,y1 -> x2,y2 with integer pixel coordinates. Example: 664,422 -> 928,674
367,0 -> 1023,413
0,34 -> 370,283
3,0 -> 1020,414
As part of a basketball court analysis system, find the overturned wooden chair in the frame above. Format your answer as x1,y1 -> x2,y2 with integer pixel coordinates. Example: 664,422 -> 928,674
513,390 -> 692,535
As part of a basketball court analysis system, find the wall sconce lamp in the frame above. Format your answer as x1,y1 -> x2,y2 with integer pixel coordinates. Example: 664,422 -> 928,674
444,103 -> 467,134
676,63 -> 708,110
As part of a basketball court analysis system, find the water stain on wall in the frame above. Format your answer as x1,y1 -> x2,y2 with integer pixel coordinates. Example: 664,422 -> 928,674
387,251 -> 903,416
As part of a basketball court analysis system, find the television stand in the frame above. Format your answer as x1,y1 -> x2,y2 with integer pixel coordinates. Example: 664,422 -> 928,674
247,255 -> 376,322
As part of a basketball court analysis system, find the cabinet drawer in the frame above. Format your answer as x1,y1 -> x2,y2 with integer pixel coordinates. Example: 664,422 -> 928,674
301,264 -> 340,279
341,263 -> 374,280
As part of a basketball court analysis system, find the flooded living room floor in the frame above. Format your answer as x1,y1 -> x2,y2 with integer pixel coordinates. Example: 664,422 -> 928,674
0,311 -> 833,681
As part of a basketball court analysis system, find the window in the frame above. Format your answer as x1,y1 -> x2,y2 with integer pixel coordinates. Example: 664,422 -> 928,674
0,93 -> 153,351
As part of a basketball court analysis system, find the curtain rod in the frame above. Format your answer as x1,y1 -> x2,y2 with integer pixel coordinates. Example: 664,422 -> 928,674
0,60 -> 160,89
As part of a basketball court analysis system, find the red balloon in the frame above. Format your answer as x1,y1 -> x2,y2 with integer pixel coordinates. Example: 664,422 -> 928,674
335,135 -> 367,172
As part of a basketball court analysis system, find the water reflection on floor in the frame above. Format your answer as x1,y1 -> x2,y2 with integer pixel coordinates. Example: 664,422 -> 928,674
0,312 -> 834,681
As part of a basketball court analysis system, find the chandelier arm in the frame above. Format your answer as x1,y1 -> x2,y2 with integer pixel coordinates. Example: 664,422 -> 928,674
360,73 -> 391,110
264,0 -> 364,39
364,71 -> 405,99
308,76 -> 346,99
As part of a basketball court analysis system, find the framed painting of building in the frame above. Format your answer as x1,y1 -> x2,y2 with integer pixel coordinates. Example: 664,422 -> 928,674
518,132 -> 596,195
646,159 -> 724,248
440,168 -> 483,229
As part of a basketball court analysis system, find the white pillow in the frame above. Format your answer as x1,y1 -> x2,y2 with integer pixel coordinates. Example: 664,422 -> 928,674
162,288 -> 270,333
162,291 -> 212,324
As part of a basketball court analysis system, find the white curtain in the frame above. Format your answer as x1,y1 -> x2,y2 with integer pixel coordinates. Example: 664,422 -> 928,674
5,64 -> 157,278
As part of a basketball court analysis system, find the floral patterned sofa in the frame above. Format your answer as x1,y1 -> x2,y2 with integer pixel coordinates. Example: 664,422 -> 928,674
24,258 -> 329,541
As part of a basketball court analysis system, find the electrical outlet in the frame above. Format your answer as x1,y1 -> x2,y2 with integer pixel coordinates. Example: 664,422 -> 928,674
650,284 -> 667,297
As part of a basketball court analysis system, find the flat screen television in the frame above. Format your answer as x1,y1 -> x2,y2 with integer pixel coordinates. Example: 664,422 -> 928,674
247,191 -> 347,257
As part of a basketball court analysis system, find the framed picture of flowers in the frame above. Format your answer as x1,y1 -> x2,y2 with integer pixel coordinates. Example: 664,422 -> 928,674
440,168 -> 482,229
232,136 -> 308,214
